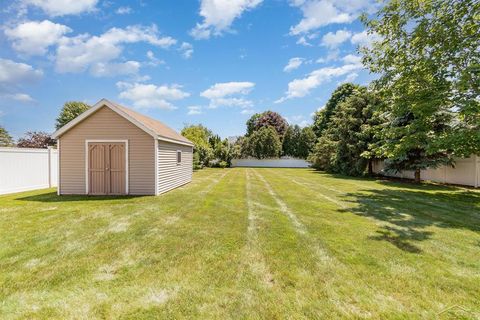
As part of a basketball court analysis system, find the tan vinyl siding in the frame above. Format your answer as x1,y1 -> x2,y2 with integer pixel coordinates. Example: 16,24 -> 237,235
157,141 -> 193,194
59,106 -> 155,195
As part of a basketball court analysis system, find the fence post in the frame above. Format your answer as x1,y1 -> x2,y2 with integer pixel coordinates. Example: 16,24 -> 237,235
47,146 -> 52,188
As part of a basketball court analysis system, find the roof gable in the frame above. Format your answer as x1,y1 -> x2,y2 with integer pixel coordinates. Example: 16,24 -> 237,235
52,99 -> 193,146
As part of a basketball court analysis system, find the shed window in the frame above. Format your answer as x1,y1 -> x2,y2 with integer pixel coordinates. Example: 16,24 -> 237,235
177,150 -> 182,164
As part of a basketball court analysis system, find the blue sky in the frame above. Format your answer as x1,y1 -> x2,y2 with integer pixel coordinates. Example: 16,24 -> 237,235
0,0 -> 378,139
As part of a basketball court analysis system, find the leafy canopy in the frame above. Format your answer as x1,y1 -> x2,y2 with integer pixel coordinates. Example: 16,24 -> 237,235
312,83 -> 359,137
309,87 -> 384,175
244,126 -> 282,159
0,126 -> 14,147
283,125 -> 316,159
55,101 -> 91,130
246,111 -> 288,138
361,0 -> 479,178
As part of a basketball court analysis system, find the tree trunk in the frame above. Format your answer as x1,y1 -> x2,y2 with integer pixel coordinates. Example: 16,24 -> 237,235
368,160 -> 373,176
414,168 -> 421,183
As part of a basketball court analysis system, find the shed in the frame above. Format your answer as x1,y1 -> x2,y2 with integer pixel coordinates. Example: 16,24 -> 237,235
52,99 -> 193,196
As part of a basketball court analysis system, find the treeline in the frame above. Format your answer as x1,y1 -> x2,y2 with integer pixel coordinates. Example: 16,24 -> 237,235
181,111 -> 316,169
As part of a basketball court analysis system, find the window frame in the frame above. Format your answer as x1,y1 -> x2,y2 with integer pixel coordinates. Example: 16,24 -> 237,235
176,150 -> 182,164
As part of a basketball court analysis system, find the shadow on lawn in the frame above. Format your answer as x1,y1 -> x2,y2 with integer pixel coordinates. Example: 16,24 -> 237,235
16,192 -> 144,202
340,186 -> 480,254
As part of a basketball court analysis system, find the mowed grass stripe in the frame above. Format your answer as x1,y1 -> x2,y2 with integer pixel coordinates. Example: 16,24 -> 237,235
259,168 -> 480,317
118,168 -> 250,319
251,169 -> 392,318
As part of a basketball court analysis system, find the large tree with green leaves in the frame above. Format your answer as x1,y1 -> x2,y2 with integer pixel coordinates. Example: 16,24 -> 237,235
361,0 -> 479,182
309,88 -> 383,175
244,126 -> 282,159
283,125 -> 316,159
55,101 -> 91,130
312,83 -> 359,137
0,125 -> 14,147
246,111 -> 288,138
181,124 -> 214,168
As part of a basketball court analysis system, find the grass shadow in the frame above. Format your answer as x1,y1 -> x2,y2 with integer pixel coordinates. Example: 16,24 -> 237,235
341,187 -> 480,253
310,169 -> 474,192
16,192 -> 146,203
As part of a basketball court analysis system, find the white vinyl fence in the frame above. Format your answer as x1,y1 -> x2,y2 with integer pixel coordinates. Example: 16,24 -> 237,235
372,155 -> 480,188
232,158 -> 310,168
0,147 -> 58,195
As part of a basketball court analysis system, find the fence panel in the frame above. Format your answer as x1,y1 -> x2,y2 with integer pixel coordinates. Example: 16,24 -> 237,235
232,158 -> 310,168
0,147 -> 58,195
372,156 -> 479,188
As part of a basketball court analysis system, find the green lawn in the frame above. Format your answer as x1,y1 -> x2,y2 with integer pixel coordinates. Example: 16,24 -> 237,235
1,168 -> 479,319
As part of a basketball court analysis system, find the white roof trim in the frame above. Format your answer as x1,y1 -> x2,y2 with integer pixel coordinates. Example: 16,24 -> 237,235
52,99 -> 193,146
157,135 -> 193,147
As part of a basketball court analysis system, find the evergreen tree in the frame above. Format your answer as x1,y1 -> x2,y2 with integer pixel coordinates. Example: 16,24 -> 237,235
55,101 -> 91,130
0,125 -> 14,147
312,83 -> 359,137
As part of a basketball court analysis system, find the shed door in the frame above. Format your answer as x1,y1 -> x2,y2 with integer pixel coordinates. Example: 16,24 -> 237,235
88,142 -> 126,195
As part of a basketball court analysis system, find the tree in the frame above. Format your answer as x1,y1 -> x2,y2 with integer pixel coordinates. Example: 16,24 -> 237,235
282,125 -> 302,157
312,83 -> 359,137
17,131 -> 55,148
55,101 -> 91,130
361,0 -> 479,182
0,125 -> 14,147
181,124 -> 213,168
331,89 -> 384,176
308,89 -> 384,175
283,125 -> 316,159
298,126 -> 316,159
244,126 -> 282,159
246,111 -> 288,138
246,113 -> 262,136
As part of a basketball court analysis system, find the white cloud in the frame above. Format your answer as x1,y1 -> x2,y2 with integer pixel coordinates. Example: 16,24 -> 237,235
116,6 -> 132,14
342,54 -> 362,64
179,42 -> 193,59
290,0 -> 377,39
0,58 -> 43,85
146,50 -> 165,66
187,106 -> 203,115
117,82 -> 190,110
276,62 -> 363,102
316,49 -> 340,63
22,0 -> 98,16
0,59 -> 43,103
350,30 -> 381,47
201,81 -> 255,108
55,25 -> 176,75
201,81 -> 254,99
284,57 -> 304,72
287,114 -> 311,127
90,61 -> 140,77
339,72 -> 358,84
190,0 -> 263,39
4,20 -> 71,55
1,93 -> 35,103
240,108 -> 255,115
290,0 -> 353,35
321,29 -> 352,48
